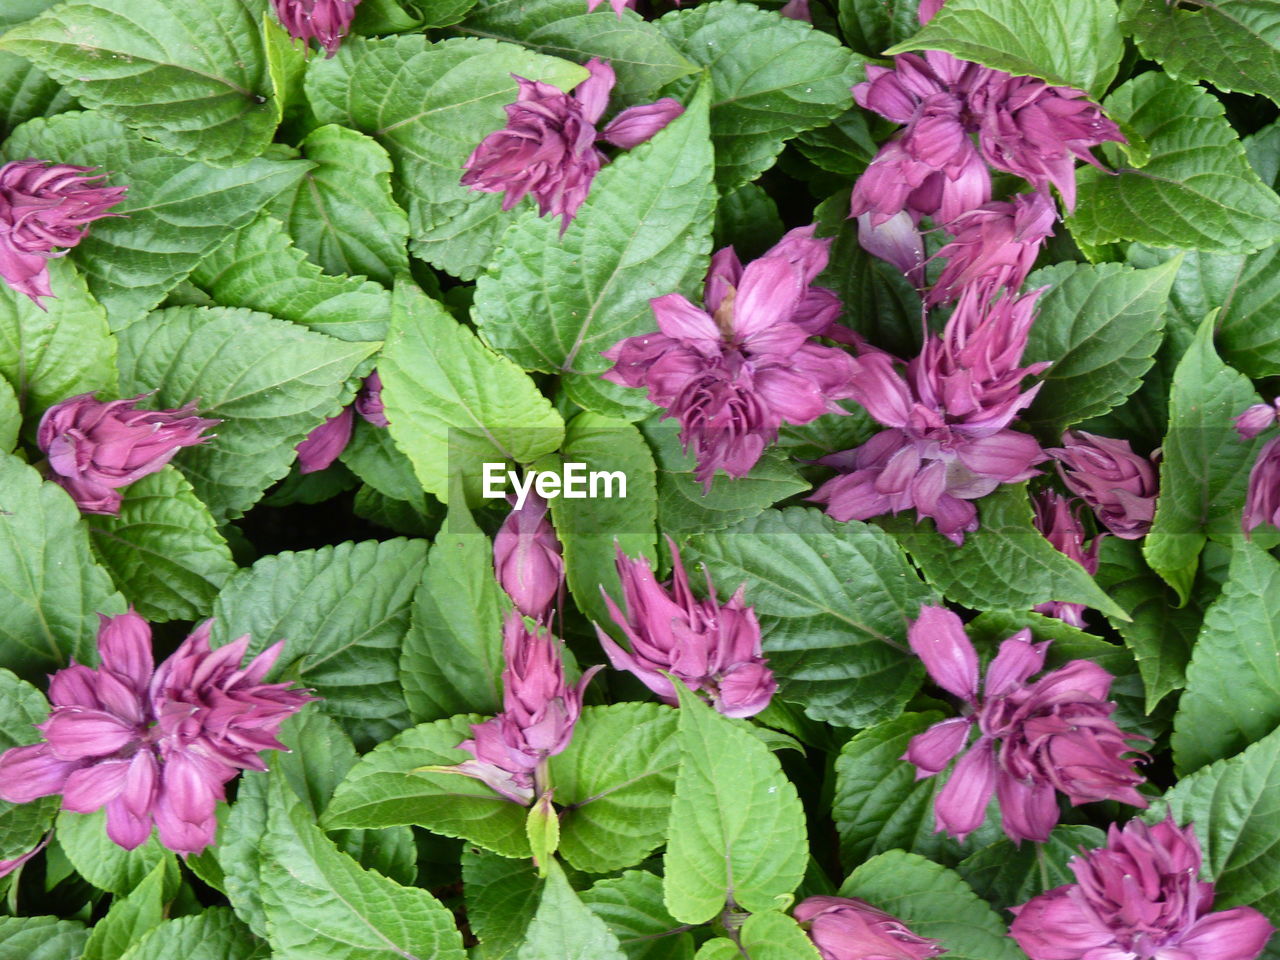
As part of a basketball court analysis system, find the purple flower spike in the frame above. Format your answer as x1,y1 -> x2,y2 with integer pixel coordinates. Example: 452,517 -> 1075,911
928,192 -> 1055,305
454,613 -> 601,803
1010,815 -> 1275,960
0,611 -> 314,854
354,371 -> 388,427
271,0 -> 361,57
597,538 -> 776,718
1243,434 -> 1280,535
793,895 -> 946,960
0,160 -> 126,306
901,604 -> 1148,844
1049,430 -> 1158,540
1031,490 -> 1101,628
38,392 -> 219,516
295,406 -> 354,474
493,492 -> 564,621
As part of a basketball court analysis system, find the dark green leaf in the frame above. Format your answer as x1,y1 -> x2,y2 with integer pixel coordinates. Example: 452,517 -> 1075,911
0,51 -> 75,138
0,917 -> 87,960
55,809 -> 173,895
116,909 -> 264,960
582,871 -> 695,960
464,848 -> 541,960
956,824 -> 1105,912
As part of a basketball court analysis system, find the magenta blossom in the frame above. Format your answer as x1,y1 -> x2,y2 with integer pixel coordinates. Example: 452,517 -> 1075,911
585,0 -> 637,15
603,226 -> 857,488
901,605 -> 1147,843
0,611 -> 314,854
0,160 -> 126,306
462,59 -> 683,230
794,896 -> 945,960
295,406 -> 354,474
38,392 -> 218,515
811,285 -> 1048,543
354,371 -> 388,427
271,0 -> 361,57
597,539 -> 775,719
452,613 -> 601,804
1236,399 -> 1280,440
928,191 -> 1055,305
1010,815 -> 1274,960
1242,434 -> 1280,535
1049,430 -> 1158,540
1031,490 -> 1101,628
493,492 -> 564,621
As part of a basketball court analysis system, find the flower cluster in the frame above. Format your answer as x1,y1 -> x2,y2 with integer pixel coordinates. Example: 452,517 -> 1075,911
271,0 -> 362,57
0,611 -> 313,854
1050,430 -> 1158,540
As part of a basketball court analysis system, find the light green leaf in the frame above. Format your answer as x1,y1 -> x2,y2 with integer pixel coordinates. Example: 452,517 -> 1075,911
663,682 -> 807,924
956,824 -> 1105,912
519,860 -> 626,960
657,2 -> 863,189
582,870 -> 695,960
55,809 -> 173,895
0,670 -> 59,862
86,467 -> 236,623
117,909 -> 264,960
730,913 -> 823,960
0,452 -> 124,680
0,0 -> 276,165
887,0 -> 1122,97
464,848 -> 542,960
267,125 -> 409,286
380,282 -> 563,505
260,774 -> 465,960
116,305 -> 376,522
323,715 -> 531,859
473,80 -> 714,413
1144,314 -> 1261,602
1,112 -> 308,325
0,51 -> 75,138
1022,258 -> 1177,432
82,858 -> 176,960
210,539 -> 426,748
1070,73 -> 1280,254
0,376 -> 17,452
0,917 -> 87,960
687,506 -> 933,728
191,213 -> 391,344
305,35 -> 587,279
214,773 -> 271,937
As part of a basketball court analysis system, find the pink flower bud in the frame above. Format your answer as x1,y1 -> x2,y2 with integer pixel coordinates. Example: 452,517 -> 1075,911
1235,400 -> 1280,440
270,0 -> 361,57
928,191 -> 1055,305
493,493 -> 564,621
37,393 -> 219,515
1243,434 -> 1280,535
600,99 -> 684,149
1049,430 -> 1158,539
584,0 -> 637,15
1031,489 -> 1101,627
295,406 -> 354,474
794,896 -> 945,960
354,370 -> 388,427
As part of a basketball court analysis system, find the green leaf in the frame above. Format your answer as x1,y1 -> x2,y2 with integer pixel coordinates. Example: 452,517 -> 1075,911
837,0 -> 921,57
956,824 -> 1106,913
0,51 -> 76,138
1143,314 -> 1261,602
657,2 -> 863,189
0,452 -> 124,680
1,112 -> 308,325
380,282 -> 563,505
1121,0 -> 1280,106
728,913 -> 823,960
551,703 -> 680,874
839,851 -> 1024,960
473,80 -> 714,413
0,670 -> 59,861
0,0 -> 275,165
340,421 -> 426,504
582,871 -> 695,960
882,483 -> 1129,620
357,0 -> 474,30
116,305 -> 376,522
464,849 -> 542,960
887,0 -> 1122,97
642,418 -> 809,538
260,773 -> 465,960
55,809 -> 173,895
687,506 -> 933,728
0,257 -> 114,430
214,773 -> 270,937
323,715 -> 531,858
267,125 -> 409,286
191,213 -> 391,344
663,682 -> 807,923
82,858 -> 176,960
459,0 -> 697,100
0,917 -> 88,960
1070,73 -> 1280,254
0,376 -> 17,453
1022,258 -> 1177,433
117,909 -> 264,960
86,467 -> 236,623
263,12 -> 306,129
519,859 -> 627,960
1172,540 -> 1280,775
547,414 -> 657,627
210,539 -> 426,748
305,35 -> 588,279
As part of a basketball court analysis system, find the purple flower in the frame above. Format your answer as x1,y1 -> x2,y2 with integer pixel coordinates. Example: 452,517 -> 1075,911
597,538 -> 776,719
0,160 -> 126,306
462,59 -> 683,231
901,605 -> 1147,844
295,406 -> 354,474
927,192 -> 1055,305
780,0 -> 812,22
37,393 -> 219,516
1049,430 -> 1158,540
603,226 -> 857,488
1010,815 -> 1274,960
453,613 -> 600,804
1031,490 -> 1101,629
270,0 -> 361,57
794,896 -> 946,960
811,285 -> 1048,543
354,371 -> 388,428
493,492 -> 564,621
1235,400 -> 1280,440
0,611 -> 314,854
856,210 -> 926,284
1243,434 -> 1280,535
